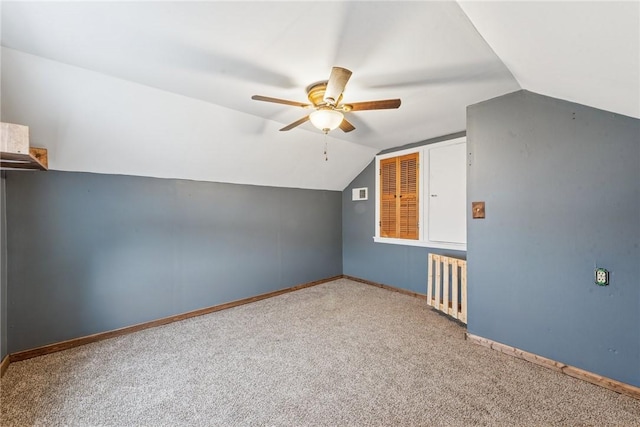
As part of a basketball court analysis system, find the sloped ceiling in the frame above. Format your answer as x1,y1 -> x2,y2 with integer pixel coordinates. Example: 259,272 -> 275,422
459,1 -> 639,120
1,1 -> 637,191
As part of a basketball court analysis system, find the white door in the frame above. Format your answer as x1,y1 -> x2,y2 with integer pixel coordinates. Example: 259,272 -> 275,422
428,142 -> 467,244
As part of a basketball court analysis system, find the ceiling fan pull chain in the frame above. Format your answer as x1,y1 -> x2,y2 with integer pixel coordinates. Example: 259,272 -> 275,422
324,134 -> 329,162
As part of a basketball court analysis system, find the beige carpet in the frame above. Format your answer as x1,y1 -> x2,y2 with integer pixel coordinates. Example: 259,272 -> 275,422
1,278 -> 639,426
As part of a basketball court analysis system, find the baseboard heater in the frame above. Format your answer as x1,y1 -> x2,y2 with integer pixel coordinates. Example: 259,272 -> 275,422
427,253 -> 467,324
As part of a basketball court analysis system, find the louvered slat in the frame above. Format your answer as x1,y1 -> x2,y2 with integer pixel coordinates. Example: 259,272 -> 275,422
399,197 -> 418,239
400,155 -> 417,194
380,160 -> 396,196
381,200 -> 396,237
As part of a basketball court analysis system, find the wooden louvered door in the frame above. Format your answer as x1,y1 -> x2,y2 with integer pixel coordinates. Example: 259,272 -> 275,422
379,153 -> 419,239
380,158 -> 397,237
398,153 -> 419,239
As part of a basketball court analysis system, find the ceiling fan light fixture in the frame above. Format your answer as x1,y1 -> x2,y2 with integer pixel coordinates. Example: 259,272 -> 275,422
252,66 -> 400,134
309,109 -> 343,133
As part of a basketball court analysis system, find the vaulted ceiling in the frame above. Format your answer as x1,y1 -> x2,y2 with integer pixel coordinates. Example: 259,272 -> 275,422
1,1 -> 637,190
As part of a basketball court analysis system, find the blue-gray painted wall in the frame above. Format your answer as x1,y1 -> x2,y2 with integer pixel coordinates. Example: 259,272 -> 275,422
342,133 -> 467,295
1,173 -> 7,360
5,171 -> 342,353
467,90 -> 640,387
4,90 -> 638,391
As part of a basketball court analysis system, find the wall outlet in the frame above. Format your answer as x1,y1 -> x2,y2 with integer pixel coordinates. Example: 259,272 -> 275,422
595,268 -> 609,286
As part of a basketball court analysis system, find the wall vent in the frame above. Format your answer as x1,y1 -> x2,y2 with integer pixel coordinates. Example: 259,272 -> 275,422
352,187 -> 368,201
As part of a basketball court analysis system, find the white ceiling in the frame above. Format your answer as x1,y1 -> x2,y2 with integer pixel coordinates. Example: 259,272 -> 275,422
1,1 -> 637,190
459,1 -> 640,120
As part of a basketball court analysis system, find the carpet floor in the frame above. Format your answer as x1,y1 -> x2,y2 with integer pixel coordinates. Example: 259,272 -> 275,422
1,278 -> 639,426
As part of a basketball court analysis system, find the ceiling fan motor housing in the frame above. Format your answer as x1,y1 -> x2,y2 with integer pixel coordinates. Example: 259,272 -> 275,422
306,82 -> 342,107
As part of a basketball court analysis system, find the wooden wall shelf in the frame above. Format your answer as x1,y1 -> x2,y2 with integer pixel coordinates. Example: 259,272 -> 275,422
1,147 -> 48,170
0,122 -> 48,171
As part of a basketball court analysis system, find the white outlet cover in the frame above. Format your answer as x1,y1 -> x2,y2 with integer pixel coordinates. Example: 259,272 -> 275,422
595,268 -> 609,286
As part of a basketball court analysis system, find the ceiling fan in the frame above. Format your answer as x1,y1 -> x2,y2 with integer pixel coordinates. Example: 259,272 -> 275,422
251,67 -> 401,134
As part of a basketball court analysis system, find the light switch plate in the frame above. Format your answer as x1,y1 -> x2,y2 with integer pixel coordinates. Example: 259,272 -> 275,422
472,201 -> 485,219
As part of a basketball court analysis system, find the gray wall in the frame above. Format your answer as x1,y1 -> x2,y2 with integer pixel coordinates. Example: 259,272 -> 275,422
5,171 -> 342,353
1,173 -> 7,360
342,133 -> 466,295
467,90 -> 640,386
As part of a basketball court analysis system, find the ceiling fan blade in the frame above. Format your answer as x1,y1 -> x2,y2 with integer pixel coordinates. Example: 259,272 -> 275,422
251,95 -> 311,108
324,67 -> 352,105
345,99 -> 401,111
280,115 -> 310,131
339,118 -> 356,133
